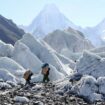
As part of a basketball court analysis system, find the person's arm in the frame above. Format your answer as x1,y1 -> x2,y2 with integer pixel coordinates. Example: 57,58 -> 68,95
31,72 -> 33,76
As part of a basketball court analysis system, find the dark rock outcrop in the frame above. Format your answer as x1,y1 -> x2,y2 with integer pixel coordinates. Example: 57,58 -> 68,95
0,15 -> 25,44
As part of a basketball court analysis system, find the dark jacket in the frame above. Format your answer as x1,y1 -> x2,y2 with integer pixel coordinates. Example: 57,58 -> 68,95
46,68 -> 50,76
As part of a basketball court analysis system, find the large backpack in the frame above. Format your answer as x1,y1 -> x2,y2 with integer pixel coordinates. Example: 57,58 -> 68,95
42,68 -> 48,75
23,70 -> 31,80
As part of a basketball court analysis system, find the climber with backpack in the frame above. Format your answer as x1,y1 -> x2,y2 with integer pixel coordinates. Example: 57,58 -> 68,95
23,69 -> 33,86
41,63 -> 50,83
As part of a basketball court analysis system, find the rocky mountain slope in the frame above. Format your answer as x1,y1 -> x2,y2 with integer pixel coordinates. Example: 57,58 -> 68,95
0,15 -> 25,44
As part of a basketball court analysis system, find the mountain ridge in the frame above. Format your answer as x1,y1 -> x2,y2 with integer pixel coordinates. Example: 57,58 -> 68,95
0,15 -> 25,44
22,4 -> 77,38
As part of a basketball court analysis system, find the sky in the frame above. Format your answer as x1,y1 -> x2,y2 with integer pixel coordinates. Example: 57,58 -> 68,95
0,0 -> 105,27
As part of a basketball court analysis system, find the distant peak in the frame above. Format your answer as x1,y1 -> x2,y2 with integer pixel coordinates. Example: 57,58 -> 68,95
96,18 -> 105,27
101,18 -> 105,22
42,4 -> 60,12
45,3 -> 58,8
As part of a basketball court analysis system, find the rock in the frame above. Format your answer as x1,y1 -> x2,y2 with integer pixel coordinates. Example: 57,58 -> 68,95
6,81 -> 17,87
83,103 -> 88,105
14,96 -> 29,103
0,82 -> 12,90
55,90 -> 64,96
32,84 -> 42,91
41,92 -> 46,96
0,79 -> 4,82
34,95 -> 43,99
69,73 -> 83,83
34,101 -> 44,105
69,97 -> 76,102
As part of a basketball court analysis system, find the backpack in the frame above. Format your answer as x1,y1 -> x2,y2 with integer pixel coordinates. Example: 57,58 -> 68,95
23,70 -> 32,80
42,68 -> 48,75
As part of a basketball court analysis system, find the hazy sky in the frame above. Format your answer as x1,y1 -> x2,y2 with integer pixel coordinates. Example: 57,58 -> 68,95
0,0 -> 105,27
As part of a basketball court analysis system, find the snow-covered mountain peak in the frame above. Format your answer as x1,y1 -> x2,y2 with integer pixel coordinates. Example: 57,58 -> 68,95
94,18 -> 105,34
82,18 -> 105,46
25,4 -> 77,38
96,18 -> 105,27
41,4 -> 60,14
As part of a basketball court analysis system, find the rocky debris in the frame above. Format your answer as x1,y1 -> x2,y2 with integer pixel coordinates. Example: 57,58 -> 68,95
0,82 -> 12,90
0,81 -> 105,105
34,101 -> 44,105
6,81 -> 17,87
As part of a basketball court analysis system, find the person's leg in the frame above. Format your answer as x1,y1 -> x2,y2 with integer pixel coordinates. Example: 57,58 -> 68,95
43,75 -> 46,83
28,76 -> 31,84
28,79 -> 31,84
25,77 -> 31,85
25,80 -> 30,85
46,75 -> 50,82
47,77 -> 50,82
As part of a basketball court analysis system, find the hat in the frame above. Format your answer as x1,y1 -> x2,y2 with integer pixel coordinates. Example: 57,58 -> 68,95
42,63 -> 49,68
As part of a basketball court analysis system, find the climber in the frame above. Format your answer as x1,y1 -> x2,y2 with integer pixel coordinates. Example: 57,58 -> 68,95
23,69 -> 33,85
41,63 -> 50,83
